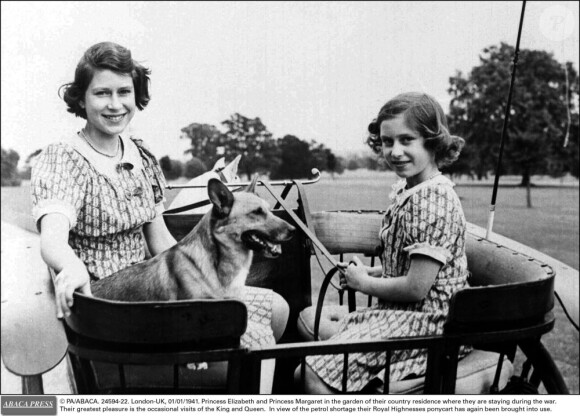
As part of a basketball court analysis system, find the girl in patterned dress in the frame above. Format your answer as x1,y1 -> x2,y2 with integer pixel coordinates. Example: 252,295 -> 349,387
299,92 -> 468,393
31,42 -> 288,348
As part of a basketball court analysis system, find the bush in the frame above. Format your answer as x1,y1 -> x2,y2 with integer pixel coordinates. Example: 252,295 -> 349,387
183,157 -> 208,178
1,147 -> 21,186
159,156 -> 184,180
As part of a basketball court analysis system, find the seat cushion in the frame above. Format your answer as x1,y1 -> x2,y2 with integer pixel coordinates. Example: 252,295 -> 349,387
387,349 -> 513,394
298,304 -> 348,341
297,305 -> 513,393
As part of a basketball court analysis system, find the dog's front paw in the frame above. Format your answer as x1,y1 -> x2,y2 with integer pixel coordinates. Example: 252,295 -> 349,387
186,362 -> 209,371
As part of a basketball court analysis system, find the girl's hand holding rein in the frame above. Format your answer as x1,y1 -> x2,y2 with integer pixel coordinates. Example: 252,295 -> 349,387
342,256 -> 370,292
341,254 -> 442,303
338,258 -> 382,290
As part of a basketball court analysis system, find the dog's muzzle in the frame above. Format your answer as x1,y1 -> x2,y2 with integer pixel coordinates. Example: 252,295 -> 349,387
242,222 -> 295,258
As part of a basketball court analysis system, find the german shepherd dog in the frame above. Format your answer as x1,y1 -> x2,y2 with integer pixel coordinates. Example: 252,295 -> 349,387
92,177 -> 295,301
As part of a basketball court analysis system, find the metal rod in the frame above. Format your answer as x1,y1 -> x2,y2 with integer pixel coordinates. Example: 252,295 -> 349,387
166,168 -> 321,190
486,0 -> 527,239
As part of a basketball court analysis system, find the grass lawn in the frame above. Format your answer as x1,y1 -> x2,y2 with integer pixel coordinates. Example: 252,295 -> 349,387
2,171 -> 578,393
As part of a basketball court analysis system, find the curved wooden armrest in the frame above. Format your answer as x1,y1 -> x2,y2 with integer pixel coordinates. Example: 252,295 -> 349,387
0,225 -> 67,383
251,334 -> 447,358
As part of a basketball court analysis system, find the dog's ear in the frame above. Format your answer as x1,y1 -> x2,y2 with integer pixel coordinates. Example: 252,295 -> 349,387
222,155 -> 241,182
208,178 -> 234,218
245,175 -> 259,194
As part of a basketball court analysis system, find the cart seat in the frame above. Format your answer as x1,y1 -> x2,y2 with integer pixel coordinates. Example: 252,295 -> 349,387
296,230 -> 555,394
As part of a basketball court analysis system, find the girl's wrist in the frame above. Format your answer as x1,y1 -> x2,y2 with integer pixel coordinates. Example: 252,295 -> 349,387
61,255 -> 83,270
357,273 -> 373,293
61,256 -> 89,279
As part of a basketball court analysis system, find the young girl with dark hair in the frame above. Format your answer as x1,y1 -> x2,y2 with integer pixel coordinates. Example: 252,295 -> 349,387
33,42 -> 172,318
31,42 -> 288,351
298,92 -> 469,393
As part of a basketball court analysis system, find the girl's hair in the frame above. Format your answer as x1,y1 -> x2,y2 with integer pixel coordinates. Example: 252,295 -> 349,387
366,92 -> 464,167
59,42 -> 151,119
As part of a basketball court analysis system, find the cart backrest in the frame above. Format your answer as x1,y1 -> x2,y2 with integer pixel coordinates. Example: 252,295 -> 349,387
311,211 -> 382,255
63,293 -> 248,394
446,237 -> 555,333
464,235 -> 555,286
65,293 -> 247,346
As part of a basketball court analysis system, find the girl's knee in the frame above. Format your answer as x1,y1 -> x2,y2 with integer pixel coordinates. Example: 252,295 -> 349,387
294,364 -> 305,390
271,292 -> 289,341
294,364 -> 312,393
293,363 -> 336,394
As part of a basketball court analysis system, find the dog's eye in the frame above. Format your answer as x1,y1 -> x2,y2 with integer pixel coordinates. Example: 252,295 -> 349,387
253,207 -> 265,216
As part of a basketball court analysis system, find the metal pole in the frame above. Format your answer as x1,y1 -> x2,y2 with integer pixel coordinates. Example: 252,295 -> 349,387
486,0 -> 527,239
166,168 -> 321,190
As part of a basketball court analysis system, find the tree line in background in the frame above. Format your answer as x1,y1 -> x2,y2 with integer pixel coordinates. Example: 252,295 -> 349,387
445,42 -> 578,206
160,113 -> 345,181
1,148 -> 22,187
446,42 -> 579,184
3,43 -> 578,196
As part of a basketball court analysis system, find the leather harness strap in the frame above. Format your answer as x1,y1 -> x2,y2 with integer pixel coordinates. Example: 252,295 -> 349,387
164,199 -> 213,214
292,180 -> 317,256
291,180 -> 357,314
164,169 -> 240,215
260,180 -> 342,269
260,179 -> 357,340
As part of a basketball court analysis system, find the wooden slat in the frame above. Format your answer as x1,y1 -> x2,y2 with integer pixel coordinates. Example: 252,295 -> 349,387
382,350 -> 391,394
21,375 -> 44,394
311,211 -> 382,255
65,294 -> 247,345
250,315 -> 554,361
342,353 -> 349,392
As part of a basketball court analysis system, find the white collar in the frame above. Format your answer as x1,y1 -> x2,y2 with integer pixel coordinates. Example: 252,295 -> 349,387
63,133 -> 144,178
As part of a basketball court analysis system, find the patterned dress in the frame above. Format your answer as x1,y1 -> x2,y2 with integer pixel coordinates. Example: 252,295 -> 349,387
306,175 -> 469,391
31,133 -> 274,348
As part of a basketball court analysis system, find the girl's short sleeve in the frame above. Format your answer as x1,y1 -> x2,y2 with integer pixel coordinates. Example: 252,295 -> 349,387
402,185 -> 458,265
31,144 -> 86,231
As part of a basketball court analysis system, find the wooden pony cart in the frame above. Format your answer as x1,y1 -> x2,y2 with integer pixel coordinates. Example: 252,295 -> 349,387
1,177 -> 575,394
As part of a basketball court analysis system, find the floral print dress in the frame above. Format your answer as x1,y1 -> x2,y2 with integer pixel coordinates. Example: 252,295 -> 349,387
306,175 -> 469,391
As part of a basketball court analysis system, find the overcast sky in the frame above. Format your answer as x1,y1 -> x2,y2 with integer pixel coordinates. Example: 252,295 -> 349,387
2,1 -> 578,164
